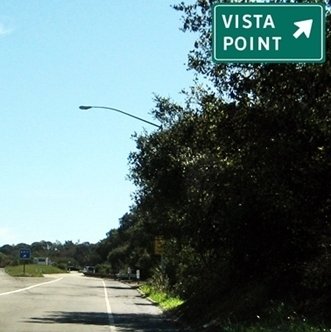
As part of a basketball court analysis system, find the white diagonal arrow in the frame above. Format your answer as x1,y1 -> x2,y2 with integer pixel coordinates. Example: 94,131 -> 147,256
293,19 -> 313,39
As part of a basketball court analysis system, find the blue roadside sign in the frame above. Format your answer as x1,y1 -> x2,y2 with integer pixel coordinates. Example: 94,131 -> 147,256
19,248 -> 31,260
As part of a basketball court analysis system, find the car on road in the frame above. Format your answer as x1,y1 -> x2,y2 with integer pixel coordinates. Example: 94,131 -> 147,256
83,266 -> 96,274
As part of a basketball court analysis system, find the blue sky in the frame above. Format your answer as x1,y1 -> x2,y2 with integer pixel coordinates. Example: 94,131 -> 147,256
0,1 -> 195,245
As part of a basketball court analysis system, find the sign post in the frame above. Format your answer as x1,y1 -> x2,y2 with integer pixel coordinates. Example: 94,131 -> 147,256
19,248 -> 31,275
154,236 -> 165,256
212,4 -> 325,63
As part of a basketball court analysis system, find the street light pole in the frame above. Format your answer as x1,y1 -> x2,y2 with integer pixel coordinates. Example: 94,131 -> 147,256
79,105 -> 161,129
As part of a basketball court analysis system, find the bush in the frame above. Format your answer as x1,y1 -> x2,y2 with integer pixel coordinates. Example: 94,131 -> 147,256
0,252 -> 11,267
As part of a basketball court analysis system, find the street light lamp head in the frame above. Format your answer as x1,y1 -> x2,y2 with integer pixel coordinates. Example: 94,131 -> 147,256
79,105 -> 92,110
79,105 -> 161,128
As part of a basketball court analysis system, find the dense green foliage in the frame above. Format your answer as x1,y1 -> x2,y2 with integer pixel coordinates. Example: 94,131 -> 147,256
100,0 -> 331,328
95,211 -> 158,277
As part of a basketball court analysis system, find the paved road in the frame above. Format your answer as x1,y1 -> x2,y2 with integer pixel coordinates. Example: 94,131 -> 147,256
0,269 -> 184,331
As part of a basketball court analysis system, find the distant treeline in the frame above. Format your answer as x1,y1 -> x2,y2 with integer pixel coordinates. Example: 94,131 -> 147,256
0,240 -> 101,270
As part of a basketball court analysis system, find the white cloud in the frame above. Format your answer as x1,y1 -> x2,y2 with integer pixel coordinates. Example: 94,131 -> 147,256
0,22 -> 13,37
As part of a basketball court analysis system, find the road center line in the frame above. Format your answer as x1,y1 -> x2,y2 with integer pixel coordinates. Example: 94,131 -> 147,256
102,279 -> 117,332
0,277 -> 63,296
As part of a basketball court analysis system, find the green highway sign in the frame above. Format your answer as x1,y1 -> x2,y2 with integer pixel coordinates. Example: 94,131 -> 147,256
212,4 -> 325,63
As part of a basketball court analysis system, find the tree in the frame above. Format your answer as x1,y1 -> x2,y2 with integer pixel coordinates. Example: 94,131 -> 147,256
96,211 -> 155,277
128,0 -> 331,319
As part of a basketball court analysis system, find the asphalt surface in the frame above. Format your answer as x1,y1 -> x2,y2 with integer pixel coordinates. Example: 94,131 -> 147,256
0,269 -> 183,331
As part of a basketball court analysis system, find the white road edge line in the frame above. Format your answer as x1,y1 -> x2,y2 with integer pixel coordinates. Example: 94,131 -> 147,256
102,280 -> 117,332
0,277 -> 64,296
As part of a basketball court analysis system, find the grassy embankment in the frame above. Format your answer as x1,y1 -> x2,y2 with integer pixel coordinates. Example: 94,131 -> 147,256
139,283 -> 184,311
5,264 -> 66,277
139,284 -> 331,332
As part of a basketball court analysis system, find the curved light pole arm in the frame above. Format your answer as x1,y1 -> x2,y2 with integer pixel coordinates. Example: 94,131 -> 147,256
79,105 -> 161,129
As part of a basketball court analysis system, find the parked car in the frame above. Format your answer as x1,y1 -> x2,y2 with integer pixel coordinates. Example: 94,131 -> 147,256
83,266 -> 96,274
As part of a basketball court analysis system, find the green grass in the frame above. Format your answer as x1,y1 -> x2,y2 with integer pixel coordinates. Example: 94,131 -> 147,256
5,264 -> 66,277
213,322 -> 331,332
139,284 -> 184,311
